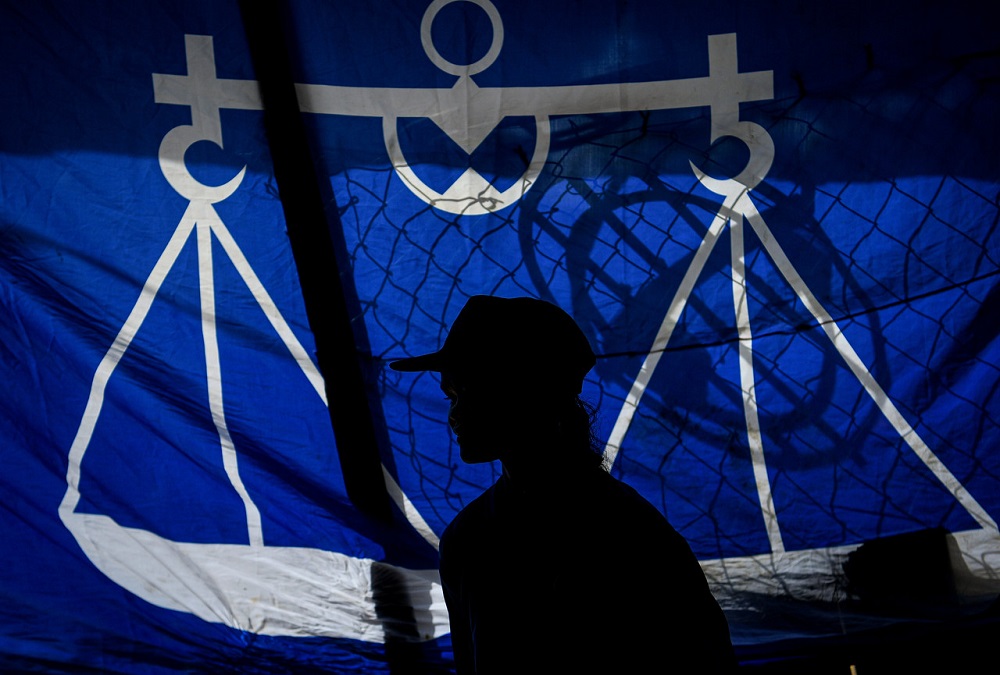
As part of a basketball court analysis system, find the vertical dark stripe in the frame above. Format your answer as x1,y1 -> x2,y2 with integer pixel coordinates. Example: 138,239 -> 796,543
238,0 -> 392,521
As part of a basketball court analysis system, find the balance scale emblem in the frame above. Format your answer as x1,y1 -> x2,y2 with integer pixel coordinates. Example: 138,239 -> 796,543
59,0 -> 998,642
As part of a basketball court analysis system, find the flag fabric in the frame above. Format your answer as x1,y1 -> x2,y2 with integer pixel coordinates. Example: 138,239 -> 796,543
1,0 -> 998,672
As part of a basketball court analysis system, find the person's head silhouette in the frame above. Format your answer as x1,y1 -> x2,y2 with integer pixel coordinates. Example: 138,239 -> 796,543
393,299 -> 737,675
391,295 -> 599,469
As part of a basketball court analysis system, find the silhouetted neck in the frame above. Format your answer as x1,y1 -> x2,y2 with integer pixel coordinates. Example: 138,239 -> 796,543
499,445 -> 604,495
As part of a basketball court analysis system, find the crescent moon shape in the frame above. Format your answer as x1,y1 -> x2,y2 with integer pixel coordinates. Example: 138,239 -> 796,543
691,120 -> 774,198
159,125 -> 246,204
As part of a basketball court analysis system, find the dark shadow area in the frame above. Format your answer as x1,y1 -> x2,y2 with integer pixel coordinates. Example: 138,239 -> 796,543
737,605 -> 1000,674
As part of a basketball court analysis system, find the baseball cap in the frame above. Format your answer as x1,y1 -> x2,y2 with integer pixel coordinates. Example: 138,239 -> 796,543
389,295 -> 596,393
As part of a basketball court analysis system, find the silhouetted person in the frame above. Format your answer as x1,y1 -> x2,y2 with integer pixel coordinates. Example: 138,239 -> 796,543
392,295 -> 737,674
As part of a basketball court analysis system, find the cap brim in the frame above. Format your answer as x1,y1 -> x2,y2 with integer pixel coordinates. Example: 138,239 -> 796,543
388,351 -> 447,372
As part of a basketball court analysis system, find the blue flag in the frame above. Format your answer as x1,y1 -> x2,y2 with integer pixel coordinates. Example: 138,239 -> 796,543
2,0 -> 998,671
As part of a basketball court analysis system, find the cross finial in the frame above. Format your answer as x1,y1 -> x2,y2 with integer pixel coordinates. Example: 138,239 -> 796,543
152,35 -> 263,145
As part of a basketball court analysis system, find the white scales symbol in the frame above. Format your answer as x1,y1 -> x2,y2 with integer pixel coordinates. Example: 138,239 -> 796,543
59,0 -> 998,641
